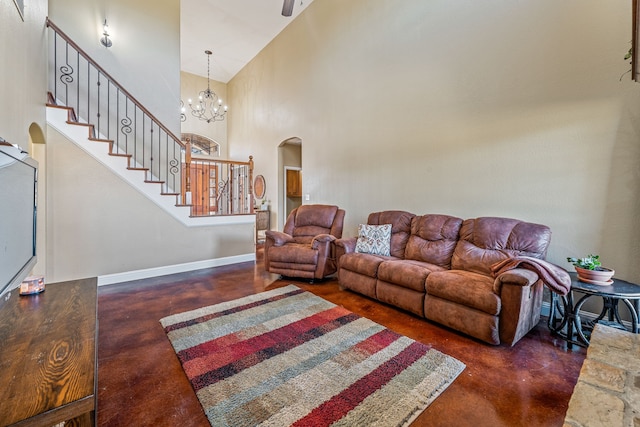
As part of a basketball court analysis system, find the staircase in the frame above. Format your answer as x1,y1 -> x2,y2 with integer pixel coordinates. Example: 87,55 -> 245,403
45,19 -> 255,227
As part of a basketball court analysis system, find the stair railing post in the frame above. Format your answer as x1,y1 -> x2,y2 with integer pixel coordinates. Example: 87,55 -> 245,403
184,138 -> 192,208
249,156 -> 254,214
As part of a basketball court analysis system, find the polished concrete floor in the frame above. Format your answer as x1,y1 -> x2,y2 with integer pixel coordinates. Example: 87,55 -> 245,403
97,248 -> 586,426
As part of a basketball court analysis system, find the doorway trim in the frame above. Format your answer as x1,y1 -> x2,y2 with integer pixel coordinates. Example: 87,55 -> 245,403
283,165 -> 302,227
277,137 -> 302,230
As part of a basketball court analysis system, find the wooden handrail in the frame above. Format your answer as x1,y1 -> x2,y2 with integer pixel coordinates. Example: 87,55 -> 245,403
46,18 -> 185,149
189,155 -> 253,167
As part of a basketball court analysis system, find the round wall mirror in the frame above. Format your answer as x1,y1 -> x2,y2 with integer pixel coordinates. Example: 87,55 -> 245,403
254,175 -> 266,199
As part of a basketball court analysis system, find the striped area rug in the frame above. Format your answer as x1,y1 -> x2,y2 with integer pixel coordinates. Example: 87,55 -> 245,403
160,285 -> 465,427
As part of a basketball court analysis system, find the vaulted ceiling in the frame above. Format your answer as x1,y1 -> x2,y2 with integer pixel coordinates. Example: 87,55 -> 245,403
180,0 -> 315,83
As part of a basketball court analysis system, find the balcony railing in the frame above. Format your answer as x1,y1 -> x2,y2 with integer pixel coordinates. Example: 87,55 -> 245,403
182,141 -> 253,216
46,18 -> 254,217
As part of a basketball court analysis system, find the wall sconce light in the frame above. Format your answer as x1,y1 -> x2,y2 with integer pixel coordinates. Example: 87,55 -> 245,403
100,19 -> 112,48
282,0 -> 295,16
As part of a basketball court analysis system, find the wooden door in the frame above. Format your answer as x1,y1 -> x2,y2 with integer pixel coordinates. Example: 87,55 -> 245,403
286,169 -> 302,197
182,162 -> 218,216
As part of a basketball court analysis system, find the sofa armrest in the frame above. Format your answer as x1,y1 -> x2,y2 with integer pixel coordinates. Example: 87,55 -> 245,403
494,268 -> 544,346
310,234 -> 338,280
311,234 -> 337,249
265,230 -> 294,246
334,237 -> 357,261
492,268 -> 540,294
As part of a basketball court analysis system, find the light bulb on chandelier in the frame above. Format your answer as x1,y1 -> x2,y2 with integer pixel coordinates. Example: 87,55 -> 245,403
185,50 -> 228,123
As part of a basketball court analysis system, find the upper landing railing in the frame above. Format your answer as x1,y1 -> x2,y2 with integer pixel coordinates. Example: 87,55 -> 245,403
46,18 -> 254,216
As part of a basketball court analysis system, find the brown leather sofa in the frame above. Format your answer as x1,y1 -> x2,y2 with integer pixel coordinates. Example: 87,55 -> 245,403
335,210 -> 552,346
265,204 -> 345,281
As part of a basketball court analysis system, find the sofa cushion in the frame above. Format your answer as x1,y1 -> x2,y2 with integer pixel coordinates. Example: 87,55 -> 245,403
339,252 -> 392,277
404,214 -> 463,268
377,281 -> 425,317
367,211 -> 415,258
451,217 -> 552,276
355,223 -> 392,256
339,269 -> 378,299
426,270 -> 500,315
425,296 -> 500,345
268,243 -> 319,265
378,260 -> 445,292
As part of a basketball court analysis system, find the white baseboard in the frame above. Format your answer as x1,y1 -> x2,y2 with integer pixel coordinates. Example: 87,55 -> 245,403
541,300 -> 633,329
97,253 -> 256,286
541,301 -> 551,317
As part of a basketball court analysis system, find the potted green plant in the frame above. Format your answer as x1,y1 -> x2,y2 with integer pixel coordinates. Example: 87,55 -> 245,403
567,254 -> 615,285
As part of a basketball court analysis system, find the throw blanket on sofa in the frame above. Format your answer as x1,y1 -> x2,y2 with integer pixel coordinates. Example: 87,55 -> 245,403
491,256 -> 571,296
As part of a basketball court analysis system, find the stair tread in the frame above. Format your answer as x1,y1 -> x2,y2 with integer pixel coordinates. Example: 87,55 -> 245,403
66,121 -> 93,127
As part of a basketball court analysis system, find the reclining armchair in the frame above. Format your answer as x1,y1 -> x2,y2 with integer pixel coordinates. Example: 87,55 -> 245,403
264,204 -> 345,281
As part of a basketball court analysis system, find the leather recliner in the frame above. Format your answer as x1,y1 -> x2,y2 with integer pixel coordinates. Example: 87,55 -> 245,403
264,204 -> 345,281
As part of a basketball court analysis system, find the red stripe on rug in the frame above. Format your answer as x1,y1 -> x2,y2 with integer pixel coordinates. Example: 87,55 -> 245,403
187,311 -> 361,391
352,328 -> 401,356
291,341 -> 430,427
180,304 -> 352,365
164,288 -> 305,333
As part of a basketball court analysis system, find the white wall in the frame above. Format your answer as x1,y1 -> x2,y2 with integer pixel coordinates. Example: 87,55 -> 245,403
228,0 -> 640,282
0,1 -> 47,146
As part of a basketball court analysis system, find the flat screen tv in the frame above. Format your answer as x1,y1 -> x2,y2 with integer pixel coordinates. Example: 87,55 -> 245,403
0,142 -> 38,297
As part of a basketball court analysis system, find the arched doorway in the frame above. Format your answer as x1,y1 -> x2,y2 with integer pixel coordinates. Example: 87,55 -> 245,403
28,123 -> 46,278
277,137 -> 302,230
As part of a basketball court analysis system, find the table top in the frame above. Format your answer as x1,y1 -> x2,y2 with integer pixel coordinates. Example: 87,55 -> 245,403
0,278 -> 97,426
570,272 -> 640,298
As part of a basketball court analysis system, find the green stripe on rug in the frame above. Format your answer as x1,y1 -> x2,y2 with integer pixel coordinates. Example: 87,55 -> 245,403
160,285 -> 465,427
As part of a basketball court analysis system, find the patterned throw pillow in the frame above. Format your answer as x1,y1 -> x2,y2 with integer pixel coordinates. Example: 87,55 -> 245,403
355,224 -> 392,256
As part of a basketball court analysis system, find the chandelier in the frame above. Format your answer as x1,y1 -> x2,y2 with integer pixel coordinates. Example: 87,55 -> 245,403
185,50 -> 228,123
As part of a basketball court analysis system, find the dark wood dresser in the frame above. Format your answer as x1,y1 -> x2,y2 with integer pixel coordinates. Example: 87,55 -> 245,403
0,278 -> 98,426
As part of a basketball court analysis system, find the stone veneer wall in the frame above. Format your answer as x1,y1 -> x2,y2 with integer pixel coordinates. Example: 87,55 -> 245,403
564,324 -> 640,427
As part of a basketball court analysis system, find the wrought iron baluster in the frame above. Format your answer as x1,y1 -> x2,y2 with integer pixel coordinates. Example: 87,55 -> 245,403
86,58 -> 90,130
60,41 -> 74,109
121,97 -> 132,156
169,141 -> 180,194
96,71 -> 101,134
116,89 -> 120,154
53,32 -> 58,102
149,119 -> 154,179
142,111 -> 146,170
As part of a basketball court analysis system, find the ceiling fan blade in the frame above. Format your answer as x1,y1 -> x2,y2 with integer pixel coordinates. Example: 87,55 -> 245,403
282,0 -> 295,17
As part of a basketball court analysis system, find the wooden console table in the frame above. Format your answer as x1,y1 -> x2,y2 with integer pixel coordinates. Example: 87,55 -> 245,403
0,278 -> 98,426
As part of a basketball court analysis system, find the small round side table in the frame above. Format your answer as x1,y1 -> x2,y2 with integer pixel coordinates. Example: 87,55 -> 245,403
548,272 -> 640,348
